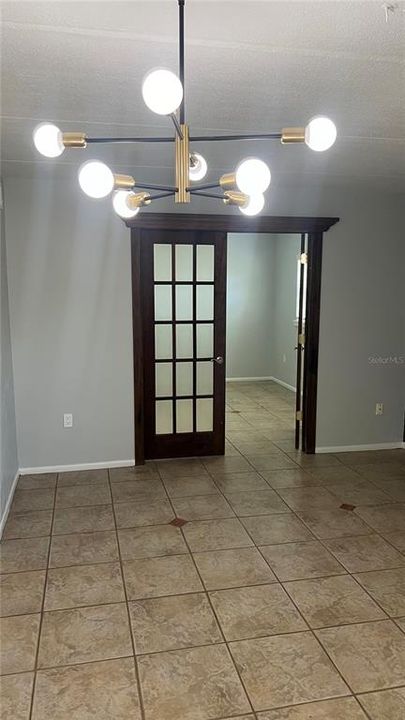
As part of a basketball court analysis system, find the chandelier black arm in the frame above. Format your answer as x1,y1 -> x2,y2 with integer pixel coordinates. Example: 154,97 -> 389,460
135,182 -> 178,192
150,190 -> 177,200
190,133 -> 282,142
186,182 -> 220,191
86,137 -> 175,144
189,189 -> 223,200
170,113 -> 184,139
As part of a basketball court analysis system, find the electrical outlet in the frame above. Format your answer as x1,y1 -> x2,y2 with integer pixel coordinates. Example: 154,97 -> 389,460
375,403 -> 384,416
63,413 -> 73,428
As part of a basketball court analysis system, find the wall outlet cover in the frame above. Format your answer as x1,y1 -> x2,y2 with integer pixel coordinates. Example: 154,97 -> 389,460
63,413 -> 73,428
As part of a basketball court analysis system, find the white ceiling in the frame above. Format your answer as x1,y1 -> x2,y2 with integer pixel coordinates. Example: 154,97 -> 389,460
1,0 -> 404,191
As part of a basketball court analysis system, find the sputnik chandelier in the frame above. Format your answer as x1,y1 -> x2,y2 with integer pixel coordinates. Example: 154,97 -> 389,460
33,0 -> 337,218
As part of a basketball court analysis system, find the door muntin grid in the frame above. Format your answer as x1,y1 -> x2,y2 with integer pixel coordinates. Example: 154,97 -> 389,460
153,243 -> 215,435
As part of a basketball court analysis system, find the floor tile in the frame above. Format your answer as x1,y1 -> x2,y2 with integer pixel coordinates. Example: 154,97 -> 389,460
32,658 -> 141,720
277,487 -> 338,511
383,531 -> 405,553
354,567 -> 405,616
289,453 -> 343,468
0,672 -> 34,720
118,525 -> 187,559
138,644 -> 251,720
2,510 -> 53,539
114,497 -> 174,528
157,459 -> 208,479
210,584 -> 306,641
49,530 -> 119,567
44,562 -> 125,610
109,464 -> 158,483
193,547 -> 276,590
355,504 -> 405,533
316,620 -> 405,692
172,493 -> 235,520
257,697 -> 368,719
226,490 -> 289,517
214,472 -> 270,494
229,631 -> 348,710
297,508 -> 373,539
17,473 -> 57,490
284,575 -> 385,628
241,514 -> 313,545
163,475 -> 218,497
38,603 -> 132,668
261,468 -> 317,488
306,466 -> 365,484
354,461 -> 405,478
111,478 -> 166,503
55,483 -> 111,508
0,613 -> 40,674
323,535 -> 405,572
0,537 -> 50,573
123,554 -> 203,599
129,593 -> 222,654
247,454 -> 297,471
202,456 -> 253,475
370,478 -> 405,502
183,518 -> 254,552
326,481 -> 391,506
357,687 -> 405,720
396,617 -> 405,633
260,541 -> 345,581
52,505 -> 114,535
0,570 -> 45,616
11,488 -> 55,512
57,468 -> 108,486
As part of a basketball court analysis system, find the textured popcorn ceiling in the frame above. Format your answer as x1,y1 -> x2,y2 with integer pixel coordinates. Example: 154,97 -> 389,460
1,0 -> 404,191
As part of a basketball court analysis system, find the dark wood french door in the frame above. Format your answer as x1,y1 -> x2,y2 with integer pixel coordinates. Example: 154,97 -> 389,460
140,229 -> 227,459
295,233 -> 307,449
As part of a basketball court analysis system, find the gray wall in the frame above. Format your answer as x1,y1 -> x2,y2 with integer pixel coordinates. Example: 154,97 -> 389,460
4,176 -> 404,466
226,233 -> 274,379
271,234 -> 301,388
1,181 -> 18,521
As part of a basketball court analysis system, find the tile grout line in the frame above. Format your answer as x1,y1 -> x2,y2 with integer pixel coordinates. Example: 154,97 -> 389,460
107,467 -> 147,720
27,474 -> 58,720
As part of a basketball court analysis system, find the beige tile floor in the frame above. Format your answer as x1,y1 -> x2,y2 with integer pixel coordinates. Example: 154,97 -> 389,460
1,381 -> 405,719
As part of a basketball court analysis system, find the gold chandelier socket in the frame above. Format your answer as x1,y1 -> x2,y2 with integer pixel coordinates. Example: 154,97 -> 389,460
126,191 -> 152,209
281,127 -> 305,144
62,132 -> 87,148
223,191 -> 249,208
113,174 -> 136,189
219,172 -> 237,190
175,124 -> 190,203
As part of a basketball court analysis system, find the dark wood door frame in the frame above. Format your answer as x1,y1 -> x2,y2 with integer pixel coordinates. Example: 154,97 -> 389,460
128,214 -> 339,463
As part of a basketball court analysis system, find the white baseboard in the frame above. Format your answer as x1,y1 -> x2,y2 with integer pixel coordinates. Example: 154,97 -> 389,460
226,376 -> 273,382
19,459 -> 135,475
269,376 -> 296,393
316,442 -> 404,454
0,470 -> 19,538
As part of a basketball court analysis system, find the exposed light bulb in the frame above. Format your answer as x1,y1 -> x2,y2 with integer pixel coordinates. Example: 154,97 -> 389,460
142,69 -> 183,115
235,158 -> 271,195
189,153 -> 207,182
305,116 -> 337,152
112,190 -> 140,219
78,161 -> 115,199
33,123 -> 64,157
239,193 -> 265,216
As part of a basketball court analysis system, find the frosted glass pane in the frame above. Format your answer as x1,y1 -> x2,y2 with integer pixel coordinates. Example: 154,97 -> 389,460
155,363 -> 172,397
196,324 -> 213,358
175,285 -> 193,321
154,244 -> 172,281
156,400 -> 173,434
176,399 -> 193,433
197,245 -> 214,281
154,285 -> 172,321
197,284 -> 214,320
175,244 -> 193,281
197,361 -> 213,395
155,325 -> 172,359
176,324 -> 193,359
176,362 -> 193,395
197,398 -> 213,432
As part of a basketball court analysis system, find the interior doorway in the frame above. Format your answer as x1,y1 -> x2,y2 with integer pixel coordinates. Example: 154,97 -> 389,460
226,233 -> 306,454
128,213 -> 338,463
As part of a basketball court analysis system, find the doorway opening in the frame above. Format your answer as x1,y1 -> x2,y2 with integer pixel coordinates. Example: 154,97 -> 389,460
128,213 -> 338,464
226,233 -> 306,454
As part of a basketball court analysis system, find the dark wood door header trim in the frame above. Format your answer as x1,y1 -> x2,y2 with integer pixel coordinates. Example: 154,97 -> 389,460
126,213 -> 339,234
